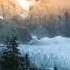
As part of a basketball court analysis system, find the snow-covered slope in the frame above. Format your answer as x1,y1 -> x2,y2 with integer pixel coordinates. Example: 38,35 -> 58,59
18,36 -> 70,70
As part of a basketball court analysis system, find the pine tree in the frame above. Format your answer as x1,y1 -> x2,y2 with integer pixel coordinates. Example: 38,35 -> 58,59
54,67 -> 58,70
1,36 -> 20,70
1,36 -> 41,70
24,53 -> 31,70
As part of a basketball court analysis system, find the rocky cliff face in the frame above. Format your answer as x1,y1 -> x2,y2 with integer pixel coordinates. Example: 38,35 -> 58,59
0,0 -> 27,18
0,0 -> 70,39
29,0 -> 70,16
26,0 -> 70,38
0,0 -> 70,18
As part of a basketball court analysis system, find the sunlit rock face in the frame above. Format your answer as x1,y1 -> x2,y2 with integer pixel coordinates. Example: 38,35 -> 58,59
29,0 -> 70,17
24,0 -> 70,38
0,0 -> 70,40
0,0 -> 70,19
0,0 -> 33,19
26,0 -> 70,26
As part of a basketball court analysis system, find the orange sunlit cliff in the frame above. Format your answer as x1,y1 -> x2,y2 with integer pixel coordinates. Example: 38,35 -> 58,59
0,0 -> 70,19
0,0 -> 26,18
29,0 -> 70,17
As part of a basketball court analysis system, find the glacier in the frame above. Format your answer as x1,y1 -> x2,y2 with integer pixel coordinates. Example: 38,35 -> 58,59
18,36 -> 70,70
0,36 -> 70,70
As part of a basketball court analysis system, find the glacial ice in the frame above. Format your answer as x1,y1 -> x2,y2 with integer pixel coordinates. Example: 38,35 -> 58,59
18,36 -> 70,70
